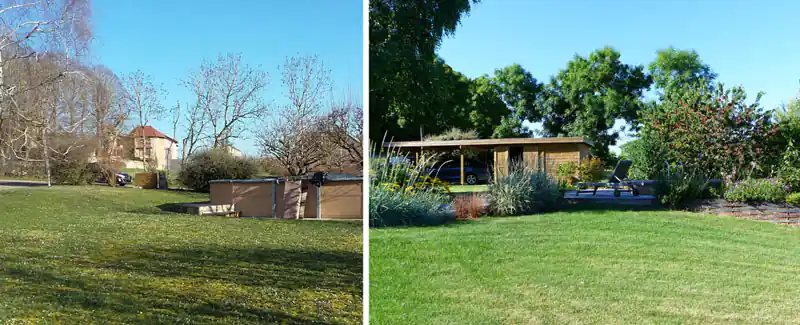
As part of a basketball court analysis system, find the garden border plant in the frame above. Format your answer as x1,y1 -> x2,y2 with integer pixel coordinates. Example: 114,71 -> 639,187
486,161 -> 561,216
369,140 -> 453,227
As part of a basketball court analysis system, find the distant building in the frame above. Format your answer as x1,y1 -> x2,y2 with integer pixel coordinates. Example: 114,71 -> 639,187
127,126 -> 178,170
224,144 -> 243,157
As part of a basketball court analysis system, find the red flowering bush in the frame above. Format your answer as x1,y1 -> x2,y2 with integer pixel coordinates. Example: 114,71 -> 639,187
640,84 -> 781,180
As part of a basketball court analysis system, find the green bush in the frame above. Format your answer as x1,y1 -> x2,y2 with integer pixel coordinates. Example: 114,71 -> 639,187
577,156 -> 605,183
487,162 -> 561,216
50,155 -> 95,185
787,193 -> 800,206
724,178 -> 789,203
555,161 -> 578,185
178,149 -> 259,192
369,145 -> 451,227
778,140 -> 800,193
653,167 -> 708,209
620,133 -> 667,180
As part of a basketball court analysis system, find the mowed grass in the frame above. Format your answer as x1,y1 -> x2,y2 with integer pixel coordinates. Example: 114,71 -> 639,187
370,210 -> 800,324
0,186 -> 362,324
448,185 -> 488,193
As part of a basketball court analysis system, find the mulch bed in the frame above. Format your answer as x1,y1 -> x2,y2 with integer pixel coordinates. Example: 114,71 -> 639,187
691,199 -> 800,226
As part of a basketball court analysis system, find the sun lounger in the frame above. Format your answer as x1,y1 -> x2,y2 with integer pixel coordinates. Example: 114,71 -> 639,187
576,160 -> 640,197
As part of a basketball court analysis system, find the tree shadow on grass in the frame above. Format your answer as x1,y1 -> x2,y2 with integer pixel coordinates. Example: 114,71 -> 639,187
558,202 -> 666,213
0,246 -> 362,324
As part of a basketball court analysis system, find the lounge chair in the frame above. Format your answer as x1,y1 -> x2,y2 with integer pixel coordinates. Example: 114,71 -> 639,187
576,160 -> 640,197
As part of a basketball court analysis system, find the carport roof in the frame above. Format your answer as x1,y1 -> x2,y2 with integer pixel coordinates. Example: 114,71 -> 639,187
384,137 -> 593,149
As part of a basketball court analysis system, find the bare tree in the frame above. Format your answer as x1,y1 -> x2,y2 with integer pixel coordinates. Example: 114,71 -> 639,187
89,64 -> 127,185
0,0 -> 92,100
184,53 -> 269,149
324,91 -> 363,170
122,70 -> 165,167
2,54 -> 90,185
0,0 -> 92,181
258,55 -> 331,176
180,64 -> 214,159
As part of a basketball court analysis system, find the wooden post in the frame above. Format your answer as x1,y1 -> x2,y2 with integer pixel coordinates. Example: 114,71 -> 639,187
493,150 -> 496,182
460,147 -> 465,185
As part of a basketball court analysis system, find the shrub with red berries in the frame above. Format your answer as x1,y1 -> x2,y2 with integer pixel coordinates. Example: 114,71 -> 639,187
640,84 -> 781,180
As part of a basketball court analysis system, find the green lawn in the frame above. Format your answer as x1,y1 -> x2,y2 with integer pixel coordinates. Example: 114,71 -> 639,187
0,186 -> 362,324
370,210 -> 800,324
448,184 -> 488,193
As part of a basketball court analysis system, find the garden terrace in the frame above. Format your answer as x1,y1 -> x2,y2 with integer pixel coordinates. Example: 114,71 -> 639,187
385,137 -> 593,184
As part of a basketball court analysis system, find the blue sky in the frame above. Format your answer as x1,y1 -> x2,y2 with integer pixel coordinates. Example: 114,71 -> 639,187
437,0 -> 800,153
91,0 -> 363,155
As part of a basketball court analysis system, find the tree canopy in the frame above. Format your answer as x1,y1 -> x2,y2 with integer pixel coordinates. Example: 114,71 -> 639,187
648,47 -> 716,97
536,47 -> 652,160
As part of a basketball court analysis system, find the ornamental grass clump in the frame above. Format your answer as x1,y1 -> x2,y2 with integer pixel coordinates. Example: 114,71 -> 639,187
369,142 -> 452,227
487,162 -> 561,216
653,167 -> 708,209
724,178 -> 789,203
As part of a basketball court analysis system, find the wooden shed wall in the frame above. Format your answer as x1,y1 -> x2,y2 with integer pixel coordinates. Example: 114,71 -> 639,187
518,143 -> 583,176
321,180 -> 363,219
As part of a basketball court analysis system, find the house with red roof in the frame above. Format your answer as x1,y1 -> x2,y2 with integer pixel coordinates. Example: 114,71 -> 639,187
127,126 -> 178,170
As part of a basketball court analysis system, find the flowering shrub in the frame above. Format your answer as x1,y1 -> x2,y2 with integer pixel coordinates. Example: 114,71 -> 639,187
641,84 -> 781,180
724,178 -> 789,203
787,193 -> 800,206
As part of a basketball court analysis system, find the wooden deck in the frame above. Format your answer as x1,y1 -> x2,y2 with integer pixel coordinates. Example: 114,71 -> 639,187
564,190 -> 657,206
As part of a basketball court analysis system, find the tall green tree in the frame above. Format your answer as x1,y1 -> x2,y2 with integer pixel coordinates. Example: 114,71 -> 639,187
648,47 -> 716,97
369,0 -> 478,141
536,47 -> 652,160
490,64 -> 542,138
464,75 -> 510,138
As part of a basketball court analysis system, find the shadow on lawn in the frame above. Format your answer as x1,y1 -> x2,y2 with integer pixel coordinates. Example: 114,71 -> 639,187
559,202 -> 665,212
0,246 -> 362,324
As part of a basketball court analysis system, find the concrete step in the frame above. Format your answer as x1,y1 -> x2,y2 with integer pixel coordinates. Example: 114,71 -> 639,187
180,203 -> 237,216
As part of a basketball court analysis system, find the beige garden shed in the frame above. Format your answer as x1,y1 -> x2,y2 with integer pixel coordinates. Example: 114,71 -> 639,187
386,137 -> 593,183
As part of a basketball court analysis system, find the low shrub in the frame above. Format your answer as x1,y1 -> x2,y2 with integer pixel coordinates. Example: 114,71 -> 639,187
653,167 -> 708,209
787,193 -> 800,206
555,162 -> 578,185
369,145 -> 451,227
50,155 -> 94,185
178,149 -> 259,192
453,194 -> 484,220
577,156 -> 605,183
487,162 -> 561,216
724,178 -> 789,203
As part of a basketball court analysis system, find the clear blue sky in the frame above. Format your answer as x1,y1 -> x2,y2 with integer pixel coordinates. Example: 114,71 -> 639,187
437,0 -> 800,153
91,0 -> 363,155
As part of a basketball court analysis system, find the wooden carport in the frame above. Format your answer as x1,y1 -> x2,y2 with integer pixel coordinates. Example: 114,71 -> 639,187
385,137 -> 593,184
